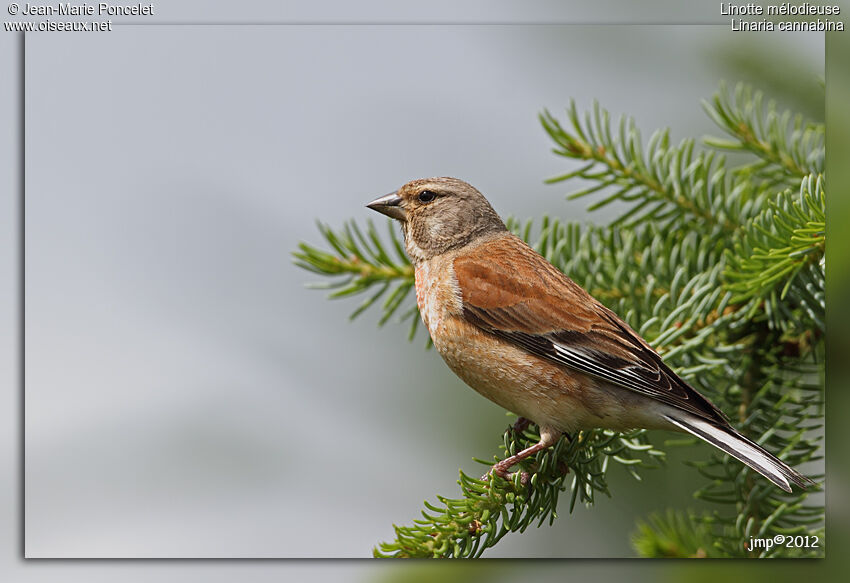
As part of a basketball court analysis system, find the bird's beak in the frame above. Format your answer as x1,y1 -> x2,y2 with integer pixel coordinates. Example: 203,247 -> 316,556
366,191 -> 406,221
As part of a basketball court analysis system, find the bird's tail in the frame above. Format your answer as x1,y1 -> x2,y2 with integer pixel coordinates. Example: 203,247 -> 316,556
663,414 -> 816,493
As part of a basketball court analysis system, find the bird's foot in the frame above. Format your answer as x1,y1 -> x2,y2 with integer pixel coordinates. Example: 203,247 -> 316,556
510,470 -> 532,486
512,416 -> 532,434
486,463 -> 531,487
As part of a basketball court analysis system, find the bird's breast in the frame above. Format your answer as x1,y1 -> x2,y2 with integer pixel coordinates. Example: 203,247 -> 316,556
414,257 -> 462,335
413,256 -> 571,427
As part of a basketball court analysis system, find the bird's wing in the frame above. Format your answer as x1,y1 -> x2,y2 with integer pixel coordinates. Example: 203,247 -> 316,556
453,234 -> 728,425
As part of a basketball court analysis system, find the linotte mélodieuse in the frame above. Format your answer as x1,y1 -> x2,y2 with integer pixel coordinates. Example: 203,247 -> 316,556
721,2 -> 843,30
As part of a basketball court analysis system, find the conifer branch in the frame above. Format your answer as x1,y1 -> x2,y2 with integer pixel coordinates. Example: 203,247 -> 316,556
631,510 -> 720,558
723,174 -> 825,333
703,82 -> 825,185
374,426 -> 664,558
540,101 -> 739,233
294,219 -> 419,334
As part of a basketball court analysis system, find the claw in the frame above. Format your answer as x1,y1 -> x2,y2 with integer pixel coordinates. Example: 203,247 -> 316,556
512,417 -> 532,434
483,466 -> 531,487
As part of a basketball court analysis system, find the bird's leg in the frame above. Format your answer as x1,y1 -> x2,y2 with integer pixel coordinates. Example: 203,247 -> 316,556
491,426 -> 560,484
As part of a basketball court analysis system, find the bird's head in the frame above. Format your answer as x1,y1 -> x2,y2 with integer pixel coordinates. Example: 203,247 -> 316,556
367,177 -> 507,262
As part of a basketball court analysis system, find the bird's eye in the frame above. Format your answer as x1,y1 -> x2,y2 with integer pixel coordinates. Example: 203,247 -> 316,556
418,190 -> 436,203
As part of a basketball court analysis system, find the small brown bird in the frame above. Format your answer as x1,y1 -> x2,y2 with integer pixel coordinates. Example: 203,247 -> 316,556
367,176 -> 813,492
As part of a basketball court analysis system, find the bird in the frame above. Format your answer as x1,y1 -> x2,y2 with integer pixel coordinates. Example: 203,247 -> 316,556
366,176 -> 814,493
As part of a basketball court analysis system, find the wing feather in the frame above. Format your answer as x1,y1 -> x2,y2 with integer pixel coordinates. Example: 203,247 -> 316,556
454,235 -> 728,425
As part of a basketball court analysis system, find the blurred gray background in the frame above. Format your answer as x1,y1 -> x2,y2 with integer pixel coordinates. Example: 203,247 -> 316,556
1,0 -> 829,579
23,23 -> 821,558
